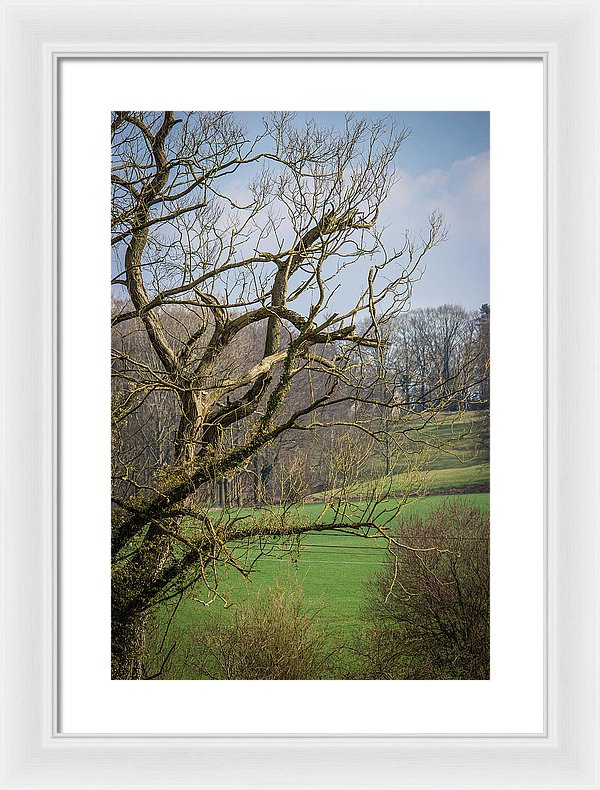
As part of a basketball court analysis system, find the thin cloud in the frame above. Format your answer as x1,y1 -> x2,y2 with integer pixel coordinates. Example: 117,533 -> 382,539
380,151 -> 490,309
384,151 -> 489,237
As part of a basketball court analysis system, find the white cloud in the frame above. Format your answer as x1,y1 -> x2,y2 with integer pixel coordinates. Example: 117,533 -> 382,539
378,151 -> 490,308
382,151 -> 490,243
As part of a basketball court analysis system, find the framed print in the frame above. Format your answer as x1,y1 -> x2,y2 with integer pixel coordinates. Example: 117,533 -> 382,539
1,1 -> 599,788
60,58 -> 542,736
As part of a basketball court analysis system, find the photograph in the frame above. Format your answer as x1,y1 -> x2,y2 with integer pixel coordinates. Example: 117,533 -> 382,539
111,110 -> 491,681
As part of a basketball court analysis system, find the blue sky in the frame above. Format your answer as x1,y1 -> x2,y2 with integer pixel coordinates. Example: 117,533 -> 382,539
114,111 -> 489,312
238,111 -> 490,310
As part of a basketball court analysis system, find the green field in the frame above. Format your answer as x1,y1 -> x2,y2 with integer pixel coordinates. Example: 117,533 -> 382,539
416,412 -> 489,470
321,462 -> 489,501
380,410 -> 489,472
317,410 -> 489,499
148,491 -> 490,679
146,411 -> 490,679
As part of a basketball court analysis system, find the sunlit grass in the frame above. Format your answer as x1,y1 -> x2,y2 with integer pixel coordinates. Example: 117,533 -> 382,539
148,492 -> 490,679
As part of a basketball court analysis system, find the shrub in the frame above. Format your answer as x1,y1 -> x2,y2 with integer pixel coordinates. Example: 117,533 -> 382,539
189,583 -> 333,679
357,501 -> 489,679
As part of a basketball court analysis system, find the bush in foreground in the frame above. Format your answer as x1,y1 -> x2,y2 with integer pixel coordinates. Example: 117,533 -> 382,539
189,584 -> 333,679
356,501 -> 490,679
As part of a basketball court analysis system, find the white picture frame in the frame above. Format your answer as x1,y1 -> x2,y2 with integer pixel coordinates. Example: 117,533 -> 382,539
1,1 -> 598,787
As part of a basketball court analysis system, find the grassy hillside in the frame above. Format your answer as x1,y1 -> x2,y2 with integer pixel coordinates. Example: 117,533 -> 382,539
147,492 -> 490,679
145,410 -> 490,679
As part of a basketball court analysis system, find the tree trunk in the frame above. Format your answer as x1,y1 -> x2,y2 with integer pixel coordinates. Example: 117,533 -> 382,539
111,608 -> 150,679
111,522 -> 176,679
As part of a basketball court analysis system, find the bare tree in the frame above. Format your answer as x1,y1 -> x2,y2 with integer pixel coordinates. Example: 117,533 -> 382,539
111,111 -> 448,678
475,303 -> 490,407
385,305 -> 485,411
